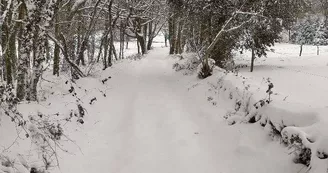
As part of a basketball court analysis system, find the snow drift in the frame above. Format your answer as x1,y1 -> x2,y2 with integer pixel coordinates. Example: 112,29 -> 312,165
177,54 -> 328,173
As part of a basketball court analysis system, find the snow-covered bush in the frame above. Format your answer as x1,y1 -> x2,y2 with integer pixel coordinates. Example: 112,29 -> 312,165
206,69 -> 328,171
0,79 -> 88,172
221,58 -> 236,72
0,84 -> 22,127
282,131 -> 312,166
172,53 -> 201,75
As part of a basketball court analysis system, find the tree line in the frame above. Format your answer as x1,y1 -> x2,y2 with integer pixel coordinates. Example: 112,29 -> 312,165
167,0 -> 327,76
0,0 -> 166,101
1,0 -> 328,102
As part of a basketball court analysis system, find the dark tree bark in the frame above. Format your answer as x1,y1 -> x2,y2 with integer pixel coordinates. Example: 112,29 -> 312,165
112,42 -> 118,61
16,2 -> 28,100
53,5 -> 60,76
6,32 -> 16,85
164,35 -> 168,47
250,48 -> 255,72
1,0 -> 16,85
53,45 -> 60,76
89,33 -> 96,62
168,0 -> 183,54
317,45 -> 319,55
108,1 -> 113,67
119,21 -> 125,59
137,35 -> 147,55
137,40 -> 140,54
175,20 -> 184,54
168,17 -> 176,54
147,21 -> 153,50
135,17 -> 147,55
126,36 -> 129,49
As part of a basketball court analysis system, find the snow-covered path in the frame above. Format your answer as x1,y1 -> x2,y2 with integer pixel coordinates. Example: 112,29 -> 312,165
58,48 -> 303,173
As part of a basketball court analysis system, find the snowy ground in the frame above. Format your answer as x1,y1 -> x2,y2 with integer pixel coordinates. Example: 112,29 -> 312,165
2,41 -> 323,173
235,44 -> 328,108
52,47 -> 304,173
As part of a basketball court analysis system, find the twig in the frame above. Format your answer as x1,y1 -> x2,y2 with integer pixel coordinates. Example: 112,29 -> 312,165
62,134 -> 84,155
1,135 -> 20,154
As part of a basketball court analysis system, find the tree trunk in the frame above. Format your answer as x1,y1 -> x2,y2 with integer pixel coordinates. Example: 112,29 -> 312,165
164,34 -> 168,47
16,3 -> 28,100
317,45 -> 319,55
96,38 -> 103,63
53,8 -> 60,76
89,33 -> 96,63
168,17 -> 176,54
147,38 -> 153,51
103,37 -> 109,69
3,25 -> 15,85
102,13 -> 110,69
168,0 -> 183,54
112,42 -> 118,61
126,37 -> 129,49
199,22 -> 205,46
176,20 -> 184,54
136,18 -> 147,55
100,0 -> 112,69
1,1 -> 16,85
28,26 -> 48,101
119,21 -> 124,59
108,0 -> 113,66
208,14 -> 213,44
136,17 -> 147,55
108,32 -> 113,66
137,36 -> 146,54
143,22 -> 148,49
58,33 -> 85,78
1,22 -> 7,83
108,35 -> 112,66
45,39 -> 51,63
250,48 -> 255,72
6,31 -> 16,85
299,44 -> 303,57
76,19 -> 82,65
61,39 -> 74,72
147,21 -> 153,50
76,0 -> 102,66
137,40 -> 140,54
121,30 -> 124,59
77,41 -> 86,66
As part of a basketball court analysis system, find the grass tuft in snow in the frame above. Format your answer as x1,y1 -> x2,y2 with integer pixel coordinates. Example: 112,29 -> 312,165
285,134 -> 312,166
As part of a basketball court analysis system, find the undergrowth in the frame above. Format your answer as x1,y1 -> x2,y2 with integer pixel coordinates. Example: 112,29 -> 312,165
0,80 -> 90,172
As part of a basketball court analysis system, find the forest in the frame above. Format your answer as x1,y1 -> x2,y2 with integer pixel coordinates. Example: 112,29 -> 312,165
1,0 -> 327,99
1,0 -> 328,173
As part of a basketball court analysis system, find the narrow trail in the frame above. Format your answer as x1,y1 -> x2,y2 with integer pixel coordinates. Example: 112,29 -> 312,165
58,48 -> 303,173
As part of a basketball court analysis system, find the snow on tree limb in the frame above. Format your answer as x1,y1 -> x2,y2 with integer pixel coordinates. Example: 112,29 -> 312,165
206,11 -> 259,58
